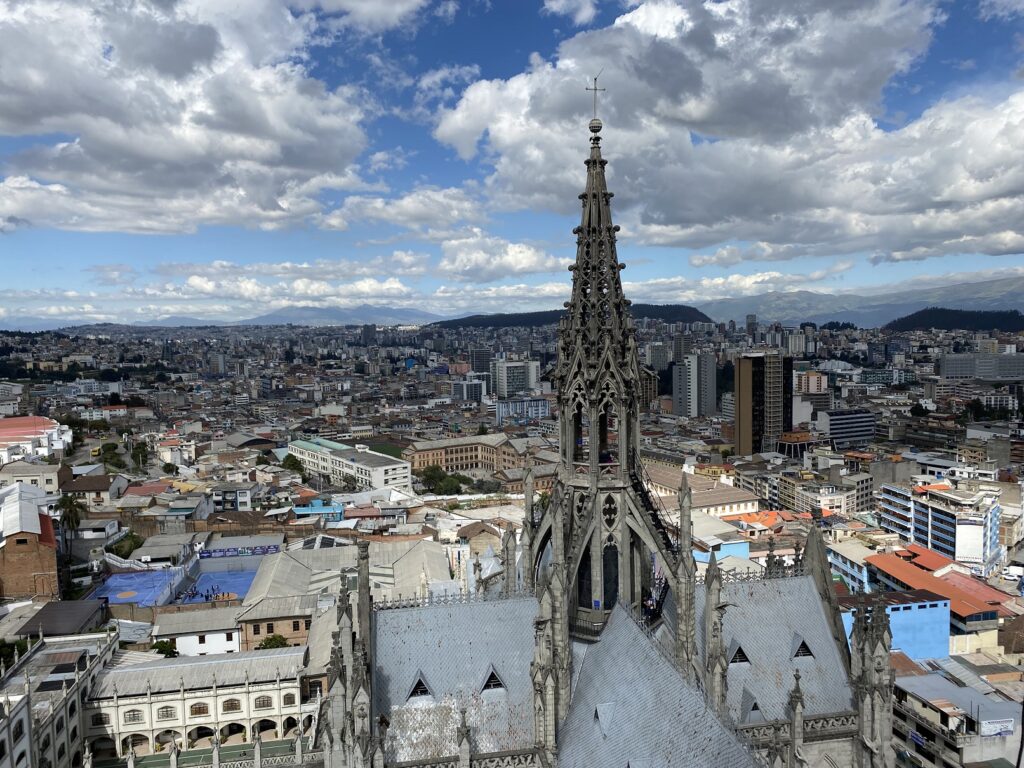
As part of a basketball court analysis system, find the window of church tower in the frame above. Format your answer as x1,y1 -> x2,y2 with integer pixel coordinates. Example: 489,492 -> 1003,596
730,646 -> 750,664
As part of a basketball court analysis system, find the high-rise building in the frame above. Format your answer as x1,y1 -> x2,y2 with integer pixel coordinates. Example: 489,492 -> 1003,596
639,366 -> 659,411
745,313 -> 757,337
672,354 -> 716,418
361,324 -> 377,346
490,359 -> 539,397
452,378 -> 487,403
672,333 -> 692,361
734,350 -> 793,455
469,347 -> 493,373
645,342 -> 669,371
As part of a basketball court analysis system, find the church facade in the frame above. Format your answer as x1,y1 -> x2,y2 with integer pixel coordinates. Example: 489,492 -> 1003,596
322,119 -> 896,768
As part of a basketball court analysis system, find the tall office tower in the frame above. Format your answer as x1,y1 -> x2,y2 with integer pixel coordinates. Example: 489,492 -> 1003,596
672,333 -> 693,362
734,350 -> 793,455
645,342 -> 670,371
361,324 -> 377,346
639,366 -> 659,412
672,353 -> 717,418
469,347 -> 493,373
745,314 -> 757,337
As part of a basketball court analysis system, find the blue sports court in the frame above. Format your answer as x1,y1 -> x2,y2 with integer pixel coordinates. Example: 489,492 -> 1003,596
177,570 -> 257,604
93,571 -> 178,606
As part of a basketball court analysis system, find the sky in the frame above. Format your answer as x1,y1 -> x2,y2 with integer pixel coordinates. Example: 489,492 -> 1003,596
1,0 -> 1023,325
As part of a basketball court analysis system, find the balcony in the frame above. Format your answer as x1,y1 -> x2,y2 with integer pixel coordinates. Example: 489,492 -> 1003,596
569,607 -> 610,642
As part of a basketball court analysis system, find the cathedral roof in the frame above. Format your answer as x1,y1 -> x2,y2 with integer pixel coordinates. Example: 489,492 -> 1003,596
559,605 -> 758,767
663,574 -> 854,722
371,595 -> 538,763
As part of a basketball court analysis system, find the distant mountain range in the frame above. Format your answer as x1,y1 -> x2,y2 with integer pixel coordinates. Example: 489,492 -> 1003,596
5,275 -> 1024,332
432,303 -> 712,329
0,305 -> 443,332
884,307 -> 1024,332
696,276 -> 1024,327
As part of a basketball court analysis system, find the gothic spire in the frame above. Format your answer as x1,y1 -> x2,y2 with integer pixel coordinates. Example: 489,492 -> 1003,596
555,118 -> 640,396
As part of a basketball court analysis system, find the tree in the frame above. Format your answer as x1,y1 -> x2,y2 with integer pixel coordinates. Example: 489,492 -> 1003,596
281,454 -> 304,473
162,462 -> 178,476
477,423 -> 489,435
909,403 -> 928,418
55,494 -> 87,559
131,444 -> 149,468
257,634 -> 289,650
152,640 -> 179,658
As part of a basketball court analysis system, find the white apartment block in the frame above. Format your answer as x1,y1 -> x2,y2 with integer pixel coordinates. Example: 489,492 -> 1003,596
876,478 -> 1004,577
489,360 -> 539,398
288,437 -> 411,491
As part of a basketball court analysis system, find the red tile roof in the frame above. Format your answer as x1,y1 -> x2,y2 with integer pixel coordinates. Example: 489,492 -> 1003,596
938,571 -> 1015,618
866,552 -> 998,620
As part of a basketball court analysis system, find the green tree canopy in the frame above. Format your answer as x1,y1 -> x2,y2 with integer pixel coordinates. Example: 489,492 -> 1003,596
257,634 -> 289,650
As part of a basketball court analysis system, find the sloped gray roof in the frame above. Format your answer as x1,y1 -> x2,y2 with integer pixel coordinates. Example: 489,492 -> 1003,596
152,606 -> 240,637
661,575 -> 854,723
91,646 -> 306,698
372,595 -> 538,763
559,605 -> 757,768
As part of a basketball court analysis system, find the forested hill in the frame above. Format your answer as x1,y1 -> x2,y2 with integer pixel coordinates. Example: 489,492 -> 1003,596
884,307 -> 1024,332
433,303 -> 713,329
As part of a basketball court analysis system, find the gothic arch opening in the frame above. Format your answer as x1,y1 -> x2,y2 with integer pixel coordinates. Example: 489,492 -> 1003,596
602,542 -> 618,608
577,547 -> 593,609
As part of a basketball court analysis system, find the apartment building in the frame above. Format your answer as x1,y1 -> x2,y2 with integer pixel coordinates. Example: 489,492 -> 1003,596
734,350 -> 792,455
816,408 -> 876,449
876,479 -> 1003,577
672,353 -> 716,418
489,359 -> 539,397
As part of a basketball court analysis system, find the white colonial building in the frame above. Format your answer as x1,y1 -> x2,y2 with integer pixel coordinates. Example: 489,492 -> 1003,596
85,646 -> 315,758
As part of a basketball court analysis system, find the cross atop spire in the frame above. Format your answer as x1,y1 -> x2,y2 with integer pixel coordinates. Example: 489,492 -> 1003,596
586,72 -> 605,120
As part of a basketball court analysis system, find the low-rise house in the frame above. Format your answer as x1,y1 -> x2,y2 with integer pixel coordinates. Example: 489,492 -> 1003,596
0,459 -> 72,491
62,474 -> 129,511
152,606 -> 241,656
0,483 -> 59,600
237,594 -> 321,650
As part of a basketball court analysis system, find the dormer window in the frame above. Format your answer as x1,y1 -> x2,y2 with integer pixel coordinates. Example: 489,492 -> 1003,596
730,646 -> 749,664
408,674 -> 432,700
482,669 -> 505,692
794,640 -> 813,658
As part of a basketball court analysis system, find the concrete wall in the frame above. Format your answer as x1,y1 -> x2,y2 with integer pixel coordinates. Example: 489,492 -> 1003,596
842,601 -> 950,660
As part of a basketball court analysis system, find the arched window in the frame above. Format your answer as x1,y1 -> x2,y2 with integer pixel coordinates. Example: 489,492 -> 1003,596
282,693 -> 296,706
189,703 -> 209,717
91,713 -> 110,727
12,720 -> 23,741
123,710 -> 143,724
222,699 -> 241,713
156,706 -> 176,720
254,696 -> 272,710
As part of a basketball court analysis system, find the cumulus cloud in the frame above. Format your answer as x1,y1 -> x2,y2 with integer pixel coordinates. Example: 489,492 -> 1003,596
439,229 -> 571,280
433,0 -> 1024,269
324,186 -> 483,233
978,0 -> 1024,20
0,0 -> 388,233
154,251 -> 431,280
543,0 -> 601,26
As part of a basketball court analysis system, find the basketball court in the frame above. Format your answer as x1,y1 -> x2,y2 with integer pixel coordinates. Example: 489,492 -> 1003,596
178,570 -> 257,604
93,571 -> 177,606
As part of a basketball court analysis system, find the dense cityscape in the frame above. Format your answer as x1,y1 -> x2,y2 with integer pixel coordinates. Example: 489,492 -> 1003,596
4,1 -> 1024,767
